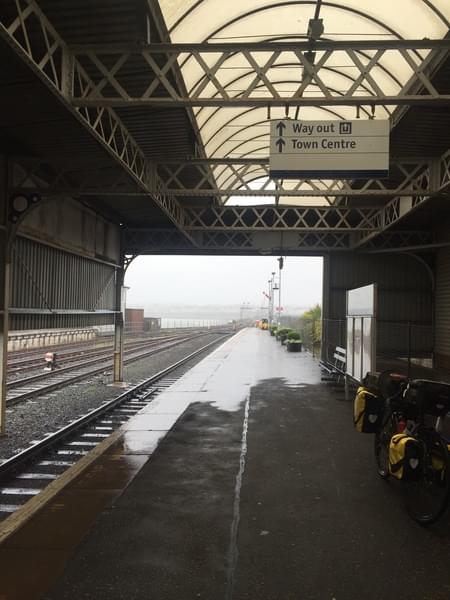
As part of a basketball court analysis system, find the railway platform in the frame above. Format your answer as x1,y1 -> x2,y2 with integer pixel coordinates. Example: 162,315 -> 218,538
1,328 -> 450,600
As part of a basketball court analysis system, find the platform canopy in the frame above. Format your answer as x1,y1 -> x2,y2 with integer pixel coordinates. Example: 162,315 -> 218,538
1,0 -> 450,254
156,0 -> 450,205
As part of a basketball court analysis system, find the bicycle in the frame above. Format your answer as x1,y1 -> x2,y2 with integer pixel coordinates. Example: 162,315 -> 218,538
373,371 -> 450,525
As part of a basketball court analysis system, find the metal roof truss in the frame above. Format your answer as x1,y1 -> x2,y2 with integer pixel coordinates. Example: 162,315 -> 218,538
70,40 -> 450,108
0,0 -> 195,243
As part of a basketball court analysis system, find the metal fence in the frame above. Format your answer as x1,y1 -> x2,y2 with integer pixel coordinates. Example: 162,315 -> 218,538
321,318 -> 433,373
297,318 -> 323,359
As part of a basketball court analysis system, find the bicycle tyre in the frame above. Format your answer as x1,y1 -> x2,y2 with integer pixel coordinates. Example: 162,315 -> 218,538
374,410 -> 397,479
403,434 -> 450,525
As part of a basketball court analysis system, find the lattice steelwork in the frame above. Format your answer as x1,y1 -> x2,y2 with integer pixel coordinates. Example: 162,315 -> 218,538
185,206 -> 377,231
157,159 -> 433,198
1,1 -> 449,256
70,40 -> 450,108
122,228 -> 433,254
124,229 -> 196,253
355,150 -> 450,247
11,156 -> 437,203
10,158 -> 142,196
363,231 -> 435,250
0,0 -> 190,238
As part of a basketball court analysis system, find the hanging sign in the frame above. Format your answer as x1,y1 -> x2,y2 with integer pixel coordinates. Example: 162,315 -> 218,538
269,119 -> 389,179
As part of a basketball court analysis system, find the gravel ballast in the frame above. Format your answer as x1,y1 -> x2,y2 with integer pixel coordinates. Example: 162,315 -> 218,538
0,332 -> 229,462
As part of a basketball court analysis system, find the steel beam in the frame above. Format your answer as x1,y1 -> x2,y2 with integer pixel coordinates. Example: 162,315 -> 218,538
70,40 -> 450,108
10,158 -> 142,196
123,228 -> 434,255
11,157 -> 434,200
73,40 -> 450,52
0,0 -> 194,243
74,97 -> 450,109
354,150 -> 450,248
113,265 -> 125,384
184,206 -> 378,231
0,158 -> 10,435
163,189 -> 438,198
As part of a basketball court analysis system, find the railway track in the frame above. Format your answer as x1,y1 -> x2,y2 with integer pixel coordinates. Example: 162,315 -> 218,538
6,332 -> 211,406
7,333 -> 187,374
0,335 -> 229,522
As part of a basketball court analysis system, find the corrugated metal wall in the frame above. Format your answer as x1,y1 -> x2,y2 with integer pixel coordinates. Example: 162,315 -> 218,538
322,253 -> 433,363
435,247 -> 450,369
9,236 -> 118,330
19,197 -> 121,265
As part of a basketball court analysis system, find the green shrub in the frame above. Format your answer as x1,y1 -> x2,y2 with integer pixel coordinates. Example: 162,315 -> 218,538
287,331 -> 301,341
277,327 -> 292,336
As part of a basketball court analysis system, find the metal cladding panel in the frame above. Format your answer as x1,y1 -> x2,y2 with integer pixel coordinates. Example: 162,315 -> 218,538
435,247 -> 450,367
36,0 -> 147,45
326,254 -> 432,319
20,198 -> 121,264
10,313 -> 115,331
10,236 -> 117,330
323,253 -> 433,361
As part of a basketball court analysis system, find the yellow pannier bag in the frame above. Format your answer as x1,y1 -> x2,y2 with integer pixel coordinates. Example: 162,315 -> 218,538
389,433 -> 422,481
353,386 -> 383,433
430,445 -> 450,480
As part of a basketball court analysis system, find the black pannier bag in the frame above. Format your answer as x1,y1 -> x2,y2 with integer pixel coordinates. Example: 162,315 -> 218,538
405,380 -> 450,418
354,387 -> 384,433
389,433 -> 423,481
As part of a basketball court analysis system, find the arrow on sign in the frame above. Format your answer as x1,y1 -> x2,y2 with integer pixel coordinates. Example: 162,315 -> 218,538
276,121 -> 286,136
276,138 -> 286,153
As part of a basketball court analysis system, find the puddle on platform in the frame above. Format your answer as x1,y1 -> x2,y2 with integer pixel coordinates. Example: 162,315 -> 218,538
200,329 -> 322,412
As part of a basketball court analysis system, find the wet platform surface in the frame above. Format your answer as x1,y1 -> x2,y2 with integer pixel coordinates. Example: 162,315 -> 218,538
2,328 -> 450,600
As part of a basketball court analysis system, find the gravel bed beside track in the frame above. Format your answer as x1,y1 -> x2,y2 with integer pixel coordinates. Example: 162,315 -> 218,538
0,332 -> 228,462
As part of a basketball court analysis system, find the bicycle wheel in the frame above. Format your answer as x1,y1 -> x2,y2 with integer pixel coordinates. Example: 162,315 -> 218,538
374,410 -> 397,479
403,434 -> 450,525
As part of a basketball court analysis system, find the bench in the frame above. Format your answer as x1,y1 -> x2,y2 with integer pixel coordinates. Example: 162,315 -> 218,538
320,346 -> 346,383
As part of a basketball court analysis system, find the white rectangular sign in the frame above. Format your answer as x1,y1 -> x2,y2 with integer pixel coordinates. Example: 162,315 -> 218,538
346,284 -> 377,382
347,284 -> 377,317
269,119 -> 389,179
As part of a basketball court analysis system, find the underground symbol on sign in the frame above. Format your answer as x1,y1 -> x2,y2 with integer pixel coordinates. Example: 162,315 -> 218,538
339,122 -> 352,134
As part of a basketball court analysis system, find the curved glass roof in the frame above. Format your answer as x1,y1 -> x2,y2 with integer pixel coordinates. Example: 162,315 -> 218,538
158,1 -> 450,205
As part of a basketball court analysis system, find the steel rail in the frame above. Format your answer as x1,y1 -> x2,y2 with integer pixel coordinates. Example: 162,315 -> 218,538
5,332 -> 214,406
7,335 -> 183,374
7,337 -> 186,388
0,334 -> 230,481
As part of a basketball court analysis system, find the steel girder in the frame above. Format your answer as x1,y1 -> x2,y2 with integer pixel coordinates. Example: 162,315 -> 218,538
10,158 -> 142,196
0,0 -> 194,242
11,157 -> 436,202
184,206 -> 377,231
355,150 -> 450,248
1,3 -> 449,255
157,159 -> 434,199
69,40 -> 450,108
123,228 -> 434,255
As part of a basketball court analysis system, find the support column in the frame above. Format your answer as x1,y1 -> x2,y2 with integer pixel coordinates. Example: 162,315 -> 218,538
0,159 -> 10,435
321,254 -> 331,363
113,264 -> 125,383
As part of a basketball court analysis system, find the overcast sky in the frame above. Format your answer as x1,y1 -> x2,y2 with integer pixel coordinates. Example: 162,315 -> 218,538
125,255 -> 323,310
